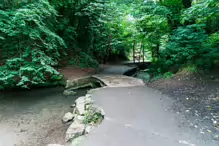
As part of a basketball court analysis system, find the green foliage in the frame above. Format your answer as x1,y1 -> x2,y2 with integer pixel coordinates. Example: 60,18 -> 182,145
207,32 -> 219,48
84,107 -> 103,124
70,52 -> 99,68
159,0 -> 184,27
136,2 -> 170,59
158,0 -> 218,71
137,15 -> 169,41
53,0 -> 111,63
163,71 -> 173,79
139,0 -> 219,74
0,57 -> 63,89
181,0 -> 218,30
102,2 -> 137,60
0,0 -> 65,89
179,65 -> 198,74
0,0 -> 218,89
162,24 -> 207,66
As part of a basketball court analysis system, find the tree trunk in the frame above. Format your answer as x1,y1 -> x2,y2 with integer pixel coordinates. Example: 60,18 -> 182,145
156,43 -> 160,57
133,40 -> 136,62
152,43 -> 160,59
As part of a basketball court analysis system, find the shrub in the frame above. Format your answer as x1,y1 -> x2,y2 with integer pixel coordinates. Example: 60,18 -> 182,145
70,52 -> 99,68
161,24 -> 210,69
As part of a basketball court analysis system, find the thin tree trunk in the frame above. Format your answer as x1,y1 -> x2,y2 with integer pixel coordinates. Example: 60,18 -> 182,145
156,43 -> 160,57
143,43 -> 145,63
152,43 -> 160,59
133,40 -> 136,62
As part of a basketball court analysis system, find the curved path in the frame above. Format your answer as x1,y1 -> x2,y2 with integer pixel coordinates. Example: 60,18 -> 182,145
93,74 -> 144,87
0,65 -> 218,146
75,65 -> 218,146
0,65 -> 137,146
81,86 -> 218,146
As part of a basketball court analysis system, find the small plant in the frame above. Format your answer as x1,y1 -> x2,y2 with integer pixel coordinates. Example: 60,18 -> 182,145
179,65 -> 198,75
163,72 -> 173,79
151,74 -> 163,81
70,52 -> 99,68
83,107 -> 103,125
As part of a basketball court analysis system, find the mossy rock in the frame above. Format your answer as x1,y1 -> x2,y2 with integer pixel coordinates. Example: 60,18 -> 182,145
66,76 -> 105,90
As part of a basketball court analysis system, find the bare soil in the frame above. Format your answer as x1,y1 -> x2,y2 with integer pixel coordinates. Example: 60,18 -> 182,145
56,64 -> 111,80
147,70 -> 219,139
57,66 -> 98,79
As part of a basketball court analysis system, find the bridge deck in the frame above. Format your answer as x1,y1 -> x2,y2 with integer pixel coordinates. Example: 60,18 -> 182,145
122,60 -> 151,67
122,60 -> 151,64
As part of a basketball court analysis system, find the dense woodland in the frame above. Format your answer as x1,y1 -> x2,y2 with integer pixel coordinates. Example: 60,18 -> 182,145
0,0 -> 218,89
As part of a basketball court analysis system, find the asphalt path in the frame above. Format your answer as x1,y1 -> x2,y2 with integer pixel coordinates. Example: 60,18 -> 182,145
81,86 -> 218,146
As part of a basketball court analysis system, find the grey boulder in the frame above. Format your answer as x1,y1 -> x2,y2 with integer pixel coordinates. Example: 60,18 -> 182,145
62,112 -> 74,123
65,122 -> 85,142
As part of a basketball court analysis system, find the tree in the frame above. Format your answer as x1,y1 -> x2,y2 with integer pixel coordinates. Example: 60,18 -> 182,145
136,2 -> 170,59
0,0 -> 218,89
163,24 -> 208,67
0,0 -> 65,89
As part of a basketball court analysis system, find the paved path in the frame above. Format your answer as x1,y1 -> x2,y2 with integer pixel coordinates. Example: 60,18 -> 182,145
93,75 -> 144,87
81,86 -> 218,146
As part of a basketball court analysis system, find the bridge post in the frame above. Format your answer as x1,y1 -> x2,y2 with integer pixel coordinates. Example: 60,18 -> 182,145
143,43 -> 145,63
133,40 -> 136,63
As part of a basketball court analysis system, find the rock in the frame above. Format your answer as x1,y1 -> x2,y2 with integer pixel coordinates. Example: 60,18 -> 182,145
85,125 -> 93,134
20,128 -> 27,132
85,96 -> 93,105
65,122 -> 85,142
136,71 -> 150,82
47,144 -> 64,146
90,105 -> 105,116
65,76 -> 97,89
63,112 -> 74,123
87,88 -> 101,94
85,94 -> 91,98
75,96 -> 85,105
75,115 -> 85,124
70,136 -> 85,146
72,107 -> 76,115
75,96 -> 87,115
99,107 -> 105,116
76,104 -> 86,115
70,103 -> 76,108
214,135 -> 219,140
75,96 -> 93,105
63,90 -> 77,96
85,104 -> 91,110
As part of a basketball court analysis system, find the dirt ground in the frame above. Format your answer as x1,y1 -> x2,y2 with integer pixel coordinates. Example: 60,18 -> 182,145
56,65 -> 111,80
57,66 -> 97,79
147,70 -> 219,139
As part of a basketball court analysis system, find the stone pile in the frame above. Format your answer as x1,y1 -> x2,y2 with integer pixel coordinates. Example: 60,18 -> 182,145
48,94 -> 105,146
